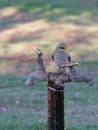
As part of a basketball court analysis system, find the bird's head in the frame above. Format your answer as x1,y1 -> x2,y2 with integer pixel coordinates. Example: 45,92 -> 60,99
57,41 -> 68,53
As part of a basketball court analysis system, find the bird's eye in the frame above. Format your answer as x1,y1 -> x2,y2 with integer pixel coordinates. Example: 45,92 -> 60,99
61,46 -> 64,49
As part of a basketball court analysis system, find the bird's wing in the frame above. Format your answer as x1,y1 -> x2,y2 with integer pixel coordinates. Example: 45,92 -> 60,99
68,55 -> 71,62
52,52 -> 54,61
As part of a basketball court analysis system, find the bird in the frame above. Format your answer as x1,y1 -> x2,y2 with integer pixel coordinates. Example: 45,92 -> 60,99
52,41 -> 71,68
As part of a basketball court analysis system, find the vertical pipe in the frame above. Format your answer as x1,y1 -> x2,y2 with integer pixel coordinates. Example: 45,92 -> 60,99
47,73 -> 64,130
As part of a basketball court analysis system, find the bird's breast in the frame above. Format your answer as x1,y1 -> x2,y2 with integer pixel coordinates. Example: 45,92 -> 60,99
53,51 -> 70,67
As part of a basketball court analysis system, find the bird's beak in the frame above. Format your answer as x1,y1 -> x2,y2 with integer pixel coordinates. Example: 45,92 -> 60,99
63,47 -> 67,53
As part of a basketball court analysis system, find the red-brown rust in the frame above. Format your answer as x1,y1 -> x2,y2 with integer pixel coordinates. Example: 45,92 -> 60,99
48,73 -> 64,130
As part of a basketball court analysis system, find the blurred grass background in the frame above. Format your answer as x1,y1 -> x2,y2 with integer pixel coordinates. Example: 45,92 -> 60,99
0,0 -> 98,130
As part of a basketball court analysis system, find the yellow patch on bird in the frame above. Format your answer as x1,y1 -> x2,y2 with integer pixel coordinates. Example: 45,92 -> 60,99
62,46 -> 68,53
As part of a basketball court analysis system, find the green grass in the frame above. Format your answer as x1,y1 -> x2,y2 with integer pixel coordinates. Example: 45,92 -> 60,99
0,71 -> 98,130
0,75 -> 47,130
0,0 -> 98,23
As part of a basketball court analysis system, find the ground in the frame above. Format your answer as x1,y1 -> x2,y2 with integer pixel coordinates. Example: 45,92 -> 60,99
0,0 -> 98,130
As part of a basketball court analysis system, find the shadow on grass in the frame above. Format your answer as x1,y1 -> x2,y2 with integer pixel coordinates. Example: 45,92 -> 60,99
0,11 -> 36,30
9,29 -> 45,43
0,0 -> 98,45
0,0 -> 98,29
